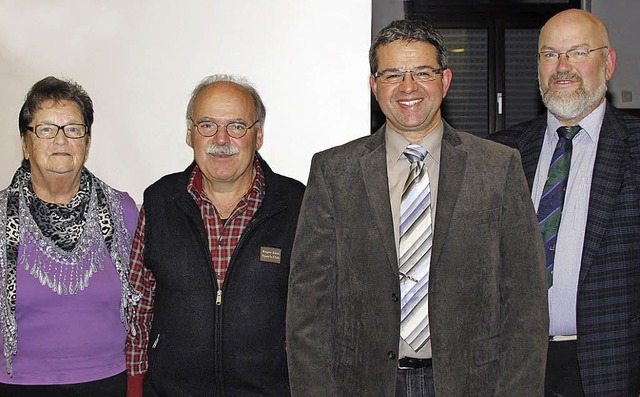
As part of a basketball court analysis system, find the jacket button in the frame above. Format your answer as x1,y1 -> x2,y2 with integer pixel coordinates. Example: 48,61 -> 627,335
391,293 -> 399,302
388,351 -> 396,360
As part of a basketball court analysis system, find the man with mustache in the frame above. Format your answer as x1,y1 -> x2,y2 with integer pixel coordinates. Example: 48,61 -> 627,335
490,9 -> 640,397
125,75 -> 304,396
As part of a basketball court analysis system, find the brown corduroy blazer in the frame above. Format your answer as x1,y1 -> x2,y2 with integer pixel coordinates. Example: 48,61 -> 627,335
287,122 -> 548,396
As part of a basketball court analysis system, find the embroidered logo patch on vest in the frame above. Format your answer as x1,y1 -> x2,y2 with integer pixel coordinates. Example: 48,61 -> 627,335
260,247 -> 282,264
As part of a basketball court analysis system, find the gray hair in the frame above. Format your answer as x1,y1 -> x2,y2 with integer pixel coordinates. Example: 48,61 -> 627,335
185,74 -> 266,128
369,19 -> 449,75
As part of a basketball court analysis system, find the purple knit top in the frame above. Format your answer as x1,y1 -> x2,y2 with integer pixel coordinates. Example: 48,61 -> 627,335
0,192 -> 138,385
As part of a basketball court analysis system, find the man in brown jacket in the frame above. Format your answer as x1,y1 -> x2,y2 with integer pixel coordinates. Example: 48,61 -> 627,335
287,19 -> 548,396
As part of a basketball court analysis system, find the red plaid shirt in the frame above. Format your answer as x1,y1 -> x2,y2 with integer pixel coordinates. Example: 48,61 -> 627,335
126,160 -> 265,376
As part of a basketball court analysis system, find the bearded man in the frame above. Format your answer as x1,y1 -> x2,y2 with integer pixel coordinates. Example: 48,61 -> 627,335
490,9 -> 640,397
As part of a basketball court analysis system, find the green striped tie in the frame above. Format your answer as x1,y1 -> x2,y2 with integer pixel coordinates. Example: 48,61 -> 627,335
537,125 -> 581,288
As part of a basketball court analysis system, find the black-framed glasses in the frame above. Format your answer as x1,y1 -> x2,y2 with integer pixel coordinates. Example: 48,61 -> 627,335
190,118 -> 259,138
26,123 -> 88,139
538,46 -> 608,64
374,66 -> 445,84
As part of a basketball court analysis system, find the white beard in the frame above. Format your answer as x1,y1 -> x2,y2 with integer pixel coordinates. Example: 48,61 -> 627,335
540,69 -> 608,122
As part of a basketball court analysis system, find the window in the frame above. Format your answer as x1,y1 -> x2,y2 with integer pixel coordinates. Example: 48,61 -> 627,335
371,0 -> 581,135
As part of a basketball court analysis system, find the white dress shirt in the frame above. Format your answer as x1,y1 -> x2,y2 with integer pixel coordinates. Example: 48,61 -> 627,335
531,101 -> 606,336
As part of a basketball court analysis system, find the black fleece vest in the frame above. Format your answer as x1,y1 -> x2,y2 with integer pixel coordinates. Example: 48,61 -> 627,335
142,160 -> 304,397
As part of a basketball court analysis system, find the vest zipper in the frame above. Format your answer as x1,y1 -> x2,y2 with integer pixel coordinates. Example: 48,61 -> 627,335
213,201 -> 286,395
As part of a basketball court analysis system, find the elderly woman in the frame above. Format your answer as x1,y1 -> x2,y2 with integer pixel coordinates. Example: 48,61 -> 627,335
0,77 -> 139,396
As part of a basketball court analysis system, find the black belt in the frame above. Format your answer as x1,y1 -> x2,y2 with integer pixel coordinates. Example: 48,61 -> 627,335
398,357 -> 432,369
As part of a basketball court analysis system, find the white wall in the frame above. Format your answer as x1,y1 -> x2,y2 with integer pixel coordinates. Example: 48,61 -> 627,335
0,1 -> 371,203
591,0 -> 640,108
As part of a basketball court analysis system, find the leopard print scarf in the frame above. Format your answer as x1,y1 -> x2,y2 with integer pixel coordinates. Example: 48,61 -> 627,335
0,165 -> 140,376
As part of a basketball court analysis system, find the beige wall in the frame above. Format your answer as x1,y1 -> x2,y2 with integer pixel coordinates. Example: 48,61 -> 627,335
0,1 -> 371,203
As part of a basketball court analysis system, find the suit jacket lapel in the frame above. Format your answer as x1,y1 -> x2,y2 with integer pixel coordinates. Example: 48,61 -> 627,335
515,108 -> 628,285
431,123 -> 466,271
516,116 -> 546,190
360,127 -> 399,275
579,106 -> 627,284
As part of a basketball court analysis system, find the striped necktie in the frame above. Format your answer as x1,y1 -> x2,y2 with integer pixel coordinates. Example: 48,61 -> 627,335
399,144 -> 432,351
537,125 -> 581,288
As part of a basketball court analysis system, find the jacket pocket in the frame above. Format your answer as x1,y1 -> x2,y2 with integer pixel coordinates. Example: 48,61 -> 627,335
151,333 -> 160,349
473,335 -> 499,366
148,332 -> 161,379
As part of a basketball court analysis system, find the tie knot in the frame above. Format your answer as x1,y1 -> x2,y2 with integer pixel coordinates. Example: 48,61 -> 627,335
557,125 -> 581,140
404,144 -> 428,163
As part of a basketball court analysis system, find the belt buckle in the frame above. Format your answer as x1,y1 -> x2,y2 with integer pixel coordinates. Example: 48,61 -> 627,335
549,335 -> 577,342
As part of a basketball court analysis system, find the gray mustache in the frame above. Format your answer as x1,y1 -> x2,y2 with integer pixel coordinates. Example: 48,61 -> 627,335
550,71 -> 581,83
206,144 -> 240,156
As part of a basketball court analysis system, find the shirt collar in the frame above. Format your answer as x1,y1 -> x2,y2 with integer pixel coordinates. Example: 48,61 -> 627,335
187,157 -> 265,205
385,122 -> 443,166
546,99 -> 607,143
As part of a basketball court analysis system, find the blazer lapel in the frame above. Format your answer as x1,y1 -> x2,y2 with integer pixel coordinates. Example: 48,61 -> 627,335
579,106 -> 627,284
431,124 -> 466,272
516,117 -> 546,190
360,128 -> 399,275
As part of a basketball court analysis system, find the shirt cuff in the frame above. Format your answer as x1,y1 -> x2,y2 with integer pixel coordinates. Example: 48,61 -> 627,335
127,373 -> 145,397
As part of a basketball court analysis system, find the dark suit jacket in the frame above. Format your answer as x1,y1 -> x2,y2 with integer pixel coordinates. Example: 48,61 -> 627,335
287,122 -> 548,396
489,105 -> 640,396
